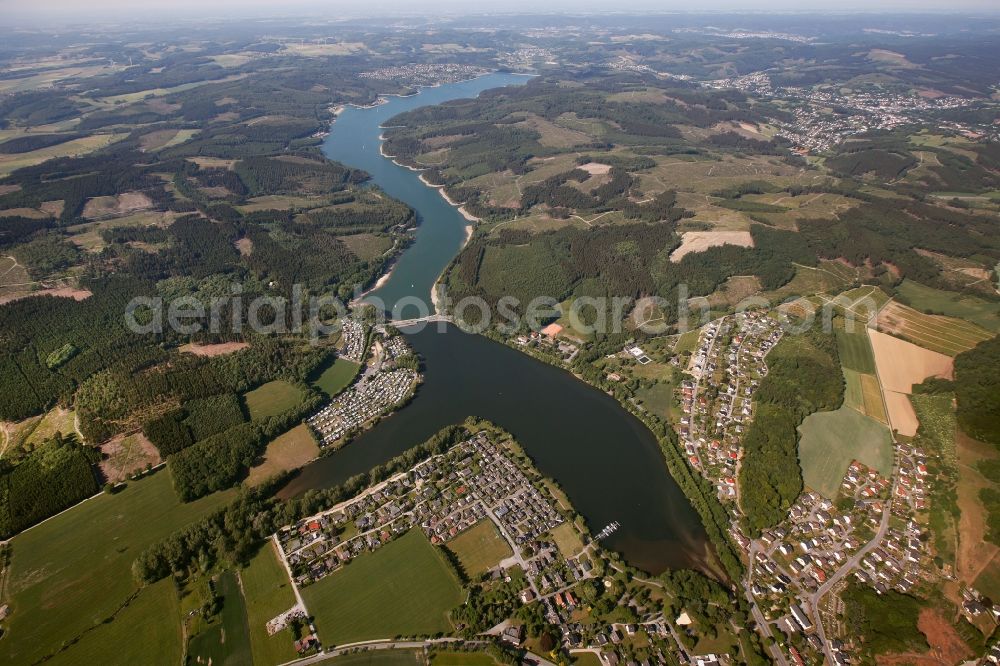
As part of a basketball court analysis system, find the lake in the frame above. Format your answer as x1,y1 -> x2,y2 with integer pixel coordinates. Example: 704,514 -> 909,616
282,74 -> 712,574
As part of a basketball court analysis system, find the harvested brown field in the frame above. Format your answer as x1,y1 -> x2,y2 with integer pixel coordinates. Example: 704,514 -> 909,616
235,237 -> 253,257
577,162 -> 612,175
670,231 -> 754,262
187,157 -> 236,170
877,609 -> 972,666
860,373 -> 888,424
246,424 -> 319,486
868,328 -> 953,437
0,286 -> 92,306
876,301 -> 993,356
82,192 -> 153,219
0,207 -> 49,218
179,341 -> 249,357
868,328 -> 953,393
98,432 -> 161,483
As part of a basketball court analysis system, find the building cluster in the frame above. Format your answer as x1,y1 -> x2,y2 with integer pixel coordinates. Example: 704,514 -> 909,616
307,368 -> 416,447
381,333 -> 410,364
677,312 -> 782,501
702,72 -> 992,150
497,47 -> 556,70
276,431 -> 566,588
358,63 -> 488,86
515,324 -> 580,362
338,318 -> 365,362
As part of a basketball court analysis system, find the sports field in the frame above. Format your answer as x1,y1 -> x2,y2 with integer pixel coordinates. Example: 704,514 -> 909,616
243,379 -> 307,420
302,529 -> 463,645
241,543 -> 300,666
446,519 -> 512,577
246,423 -> 320,486
311,357 -> 360,397
187,570 -> 252,666
798,406 -> 894,499
876,301 -> 994,356
0,472 -> 235,664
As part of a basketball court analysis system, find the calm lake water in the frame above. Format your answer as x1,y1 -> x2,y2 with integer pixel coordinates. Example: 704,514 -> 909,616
282,75 -> 710,574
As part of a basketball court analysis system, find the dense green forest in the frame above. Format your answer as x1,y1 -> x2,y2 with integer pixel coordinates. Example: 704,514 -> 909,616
954,336 -> 1000,450
841,584 -> 929,657
0,433 -> 100,539
739,326 -> 844,534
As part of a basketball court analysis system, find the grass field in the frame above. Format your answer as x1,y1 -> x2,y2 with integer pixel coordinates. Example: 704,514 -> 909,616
241,543 -> 299,666
0,472 -> 235,664
570,652 -> 604,666
21,405 -> 78,447
836,328 -> 877,374
445,519 -> 512,577
431,651 -> 502,665
843,369 -> 864,412
243,380 -> 307,420
187,570 -> 252,666
311,357 -> 360,398
302,529 -> 462,645
975,555 -> 1000,601
340,233 -> 394,261
319,650 -> 424,665
897,280 -> 1000,333
0,133 -> 125,177
635,380 -> 678,422
798,406 -> 894,499
877,301 -> 994,356
860,373 -> 888,424
247,423 -> 320,486
550,521 -> 586,559
46,579 -> 183,666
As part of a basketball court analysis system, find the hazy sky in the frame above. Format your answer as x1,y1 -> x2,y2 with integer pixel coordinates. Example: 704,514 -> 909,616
3,0 -> 1000,24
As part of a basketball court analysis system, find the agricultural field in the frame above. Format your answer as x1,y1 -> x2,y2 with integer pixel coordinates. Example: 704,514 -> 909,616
311,357 -> 361,398
187,570 -> 252,666
798,406 -> 894,499
246,424 -> 320,486
301,529 -> 463,645
243,380 -> 307,420
430,651 -> 503,665
835,328 -> 877,375
896,280 -> 1000,333
67,210 -> 178,252
876,301 -> 994,356
47,579 -> 183,666
445,519 -> 512,577
321,650 -> 424,665
242,543 -> 300,666
0,472 -> 235,664
868,328 -> 953,436
0,133 -> 125,177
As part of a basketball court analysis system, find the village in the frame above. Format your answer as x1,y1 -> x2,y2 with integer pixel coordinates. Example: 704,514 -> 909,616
676,311 -> 783,503
272,429 -> 710,665
701,71 -> 992,151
